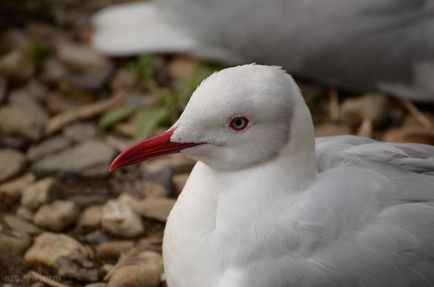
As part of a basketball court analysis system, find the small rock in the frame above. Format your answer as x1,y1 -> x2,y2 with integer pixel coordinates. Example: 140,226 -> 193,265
0,149 -> 26,183
0,229 -> 31,259
0,101 -> 49,141
101,200 -> 144,238
33,200 -> 79,231
110,68 -> 136,92
21,178 -> 58,210
142,181 -> 167,198
24,232 -> 97,281
107,250 -> 163,287
172,174 -> 189,196
0,172 -> 35,205
16,206 -> 34,221
1,29 -> 31,51
41,57 -> 68,83
77,205 -> 102,232
63,123 -> 97,143
27,136 -> 72,161
69,62 -> 114,91
32,141 -> 114,176
142,159 -> 173,192
96,241 -> 135,260
120,195 -> 175,222
341,93 -> 390,128
3,215 -> 42,235
0,49 -> 34,80
57,42 -> 109,70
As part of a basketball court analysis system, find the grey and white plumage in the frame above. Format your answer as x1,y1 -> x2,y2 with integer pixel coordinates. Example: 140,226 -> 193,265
107,64 -> 434,286
93,0 -> 434,102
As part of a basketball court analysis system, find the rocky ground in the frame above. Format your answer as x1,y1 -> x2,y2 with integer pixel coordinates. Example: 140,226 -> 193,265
0,1 -> 433,287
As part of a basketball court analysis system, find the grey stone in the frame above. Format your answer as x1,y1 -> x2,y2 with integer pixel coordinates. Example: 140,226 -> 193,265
0,101 -> 49,141
33,200 -> 79,231
63,123 -> 97,143
27,136 -> 72,161
32,141 -> 114,176
0,149 -> 26,182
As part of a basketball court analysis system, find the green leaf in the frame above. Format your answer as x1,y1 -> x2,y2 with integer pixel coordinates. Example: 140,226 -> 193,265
27,39 -> 49,61
98,106 -> 136,129
133,107 -> 168,139
128,54 -> 157,90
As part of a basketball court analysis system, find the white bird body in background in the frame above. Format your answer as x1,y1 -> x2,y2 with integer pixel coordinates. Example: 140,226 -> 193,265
93,0 -> 434,102
110,65 -> 434,287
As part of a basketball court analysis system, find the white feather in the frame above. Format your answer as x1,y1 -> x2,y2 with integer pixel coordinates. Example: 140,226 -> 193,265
162,65 -> 434,287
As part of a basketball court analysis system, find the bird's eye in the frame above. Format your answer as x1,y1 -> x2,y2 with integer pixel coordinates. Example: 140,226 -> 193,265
229,116 -> 249,131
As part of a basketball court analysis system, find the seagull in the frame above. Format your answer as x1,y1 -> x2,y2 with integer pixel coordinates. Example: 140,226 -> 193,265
92,1 -> 434,102
110,64 -> 434,287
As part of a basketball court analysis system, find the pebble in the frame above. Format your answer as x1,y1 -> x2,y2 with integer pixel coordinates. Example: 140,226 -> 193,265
0,229 -> 32,259
63,122 -> 97,143
57,42 -> 109,69
341,93 -> 390,128
142,181 -> 167,198
31,141 -> 114,177
0,101 -> 49,141
107,250 -> 163,287
0,172 -> 35,205
27,136 -> 72,161
33,200 -> 79,231
120,195 -> 175,222
0,149 -> 26,183
3,214 -> 42,235
77,205 -> 102,232
96,240 -> 135,260
16,206 -> 35,221
21,178 -> 58,210
0,49 -> 34,80
24,232 -> 97,281
101,200 -> 144,238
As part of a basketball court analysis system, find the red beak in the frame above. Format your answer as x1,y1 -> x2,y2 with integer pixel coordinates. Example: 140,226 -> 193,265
109,129 -> 200,172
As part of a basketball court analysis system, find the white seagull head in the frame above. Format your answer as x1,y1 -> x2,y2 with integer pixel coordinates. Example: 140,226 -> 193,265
110,64 -> 315,172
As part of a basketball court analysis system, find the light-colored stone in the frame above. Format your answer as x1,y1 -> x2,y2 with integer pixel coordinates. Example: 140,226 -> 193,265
33,200 -> 79,231
107,250 -> 163,287
0,101 -> 49,141
96,240 -> 135,259
120,195 -> 175,222
24,232 -> 97,281
0,172 -> 35,204
101,200 -> 144,238
16,206 -> 34,221
0,229 -> 31,258
0,50 -> 34,79
0,149 -> 26,183
21,178 -> 58,210
63,123 -> 97,143
32,141 -> 114,176
142,181 -> 167,198
77,205 -> 102,232
27,136 -> 71,161
3,215 -> 42,235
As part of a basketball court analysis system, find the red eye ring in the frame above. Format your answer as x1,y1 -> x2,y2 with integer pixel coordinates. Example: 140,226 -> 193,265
229,116 -> 249,131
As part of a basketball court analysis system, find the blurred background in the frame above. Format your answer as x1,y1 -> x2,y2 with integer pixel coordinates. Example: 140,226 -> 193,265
0,0 -> 433,286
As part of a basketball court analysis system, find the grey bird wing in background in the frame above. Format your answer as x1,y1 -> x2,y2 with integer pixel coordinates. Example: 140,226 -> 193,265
92,0 -> 434,102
